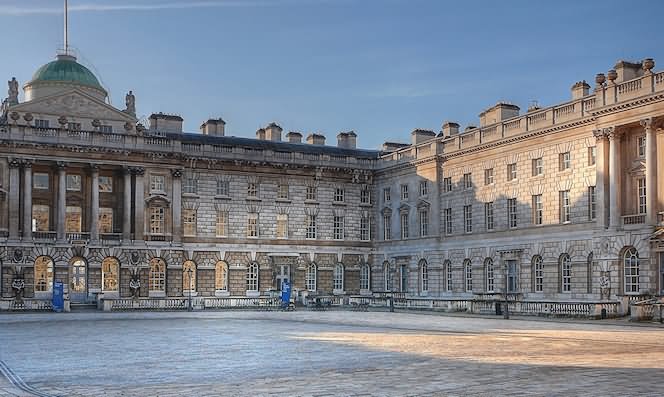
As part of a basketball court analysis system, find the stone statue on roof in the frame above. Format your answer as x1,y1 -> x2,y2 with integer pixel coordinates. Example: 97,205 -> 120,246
7,77 -> 18,105
124,90 -> 136,117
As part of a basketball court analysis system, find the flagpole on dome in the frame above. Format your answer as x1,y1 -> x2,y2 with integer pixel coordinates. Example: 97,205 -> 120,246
64,0 -> 69,55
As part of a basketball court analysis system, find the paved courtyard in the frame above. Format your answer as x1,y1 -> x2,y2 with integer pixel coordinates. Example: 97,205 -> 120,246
0,311 -> 662,397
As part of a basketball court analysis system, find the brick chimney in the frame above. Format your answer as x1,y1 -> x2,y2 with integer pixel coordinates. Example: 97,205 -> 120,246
306,133 -> 326,145
200,118 -> 225,136
337,131 -> 357,149
286,131 -> 302,143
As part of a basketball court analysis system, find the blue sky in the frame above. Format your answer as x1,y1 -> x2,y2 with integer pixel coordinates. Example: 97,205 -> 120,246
1,0 -> 663,149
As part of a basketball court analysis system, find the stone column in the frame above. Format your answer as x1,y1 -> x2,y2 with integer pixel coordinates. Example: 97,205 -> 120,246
56,162 -> 67,242
607,127 -> 622,229
641,118 -> 658,225
8,159 -> 21,240
593,130 -> 609,228
90,165 -> 100,242
122,167 -> 132,241
171,169 -> 183,244
133,167 -> 145,241
22,159 -> 33,239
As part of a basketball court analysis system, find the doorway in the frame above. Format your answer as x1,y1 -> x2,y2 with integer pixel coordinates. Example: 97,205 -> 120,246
69,258 -> 87,303
276,264 -> 290,291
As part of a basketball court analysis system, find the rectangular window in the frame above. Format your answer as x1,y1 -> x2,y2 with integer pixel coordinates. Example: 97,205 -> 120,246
333,216 -> 345,240
216,211 -> 228,237
464,205 -> 472,233
463,173 -> 472,189
306,185 -> 317,201
419,209 -> 428,237
535,260 -> 543,292
507,198 -> 518,228
560,190 -> 571,223
443,177 -> 452,192
400,213 -> 409,239
183,176 -> 197,195
247,182 -> 258,198
506,260 -> 518,293
247,213 -> 258,237
484,168 -> 494,185
32,204 -> 50,232
34,119 -> 49,128
383,214 -> 391,240
400,184 -> 409,200
67,122 -> 81,131
216,179 -> 229,196
485,202 -> 494,231
276,214 -> 288,238
183,209 -> 197,236
306,215 -> 317,239
638,178 -> 646,214
99,176 -> 113,193
360,188 -> 371,204
65,206 -> 82,233
360,216 -> 370,241
444,208 -> 453,235
532,158 -> 543,176
559,152 -> 571,171
638,136 -> 646,158
533,194 -> 543,225
100,125 -> 113,133
419,181 -> 428,196
149,207 -> 164,234
507,163 -> 517,181
588,186 -> 597,220
334,187 -> 345,203
588,146 -> 596,166
150,175 -> 165,193
66,174 -> 81,191
383,187 -> 391,202
33,173 -> 49,190
99,207 -> 113,233
446,264 -> 453,292
277,182 -> 289,200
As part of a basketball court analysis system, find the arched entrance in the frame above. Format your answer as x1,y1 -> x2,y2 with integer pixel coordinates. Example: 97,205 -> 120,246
69,257 -> 87,303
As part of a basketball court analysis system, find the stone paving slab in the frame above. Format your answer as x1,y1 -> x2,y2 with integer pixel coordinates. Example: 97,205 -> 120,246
0,311 -> 662,396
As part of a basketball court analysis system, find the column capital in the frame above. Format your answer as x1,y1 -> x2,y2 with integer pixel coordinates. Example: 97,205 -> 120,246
171,168 -> 184,178
604,126 -> 622,140
130,166 -> 145,176
593,129 -> 608,142
640,117 -> 653,130
122,166 -> 132,176
55,161 -> 67,171
21,159 -> 33,168
8,158 -> 21,168
89,163 -> 100,173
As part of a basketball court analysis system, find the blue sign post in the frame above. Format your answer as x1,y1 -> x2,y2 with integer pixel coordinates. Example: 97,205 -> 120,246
281,279 -> 291,309
52,281 -> 64,313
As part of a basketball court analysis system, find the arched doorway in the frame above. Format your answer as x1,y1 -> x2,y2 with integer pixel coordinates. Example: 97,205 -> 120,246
69,257 -> 87,303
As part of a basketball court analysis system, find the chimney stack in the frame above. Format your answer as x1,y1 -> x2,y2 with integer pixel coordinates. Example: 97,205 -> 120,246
200,118 -> 225,136
256,128 -> 266,140
264,122 -> 282,141
479,102 -> 520,127
571,81 -> 590,100
441,121 -> 460,138
337,131 -> 357,149
410,129 -> 436,145
149,113 -> 183,133
306,133 -> 326,145
286,131 -> 302,143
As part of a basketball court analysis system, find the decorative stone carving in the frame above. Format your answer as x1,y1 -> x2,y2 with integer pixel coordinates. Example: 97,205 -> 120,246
171,168 -> 183,178
130,166 -> 145,176
55,161 -> 67,170
22,113 -> 33,123
595,73 -> 606,86
592,129 -> 607,142
9,111 -> 19,122
642,58 -> 654,73
7,77 -> 18,105
91,119 -> 101,129
124,121 -> 134,132
599,271 -> 611,300
21,159 -> 33,168
129,266 -> 141,300
58,115 -> 67,127
640,117 -> 652,130
607,69 -> 617,83
8,158 -> 21,168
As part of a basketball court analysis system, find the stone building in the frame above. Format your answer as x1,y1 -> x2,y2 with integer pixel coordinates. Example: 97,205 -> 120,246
1,50 -> 663,314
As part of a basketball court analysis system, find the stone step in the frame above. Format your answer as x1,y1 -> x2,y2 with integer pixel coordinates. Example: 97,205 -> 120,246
70,303 -> 98,311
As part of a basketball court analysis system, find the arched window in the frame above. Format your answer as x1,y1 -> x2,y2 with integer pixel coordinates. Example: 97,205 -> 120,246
587,252 -> 594,294
383,261 -> 391,291
485,258 -> 494,293
306,262 -> 317,292
215,261 -> 228,291
360,264 -> 370,291
34,256 -> 54,293
419,259 -> 428,293
246,262 -> 259,292
624,248 -> 639,293
560,254 -> 571,293
182,260 -> 196,293
464,259 -> 472,292
444,260 -> 452,292
69,257 -> 86,293
333,263 -> 344,291
532,255 -> 543,292
102,257 -> 119,292
149,258 -> 166,292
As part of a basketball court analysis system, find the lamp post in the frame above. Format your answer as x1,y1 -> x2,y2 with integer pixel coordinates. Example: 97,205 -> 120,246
186,267 -> 193,312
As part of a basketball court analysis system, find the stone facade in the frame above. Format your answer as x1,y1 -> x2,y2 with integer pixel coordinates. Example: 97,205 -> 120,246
1,53 -> 664,314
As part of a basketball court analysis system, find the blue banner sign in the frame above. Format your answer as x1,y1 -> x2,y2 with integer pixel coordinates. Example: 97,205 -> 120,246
52,281 -> 64,312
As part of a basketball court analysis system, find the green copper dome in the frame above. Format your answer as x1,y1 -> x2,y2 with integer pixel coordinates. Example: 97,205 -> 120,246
29,54 -> 104,90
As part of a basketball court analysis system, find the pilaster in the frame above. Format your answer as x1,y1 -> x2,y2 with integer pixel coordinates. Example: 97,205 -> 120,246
8,158 -> 21,240
171,168 -> 183,244
21,159 -> 33,239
